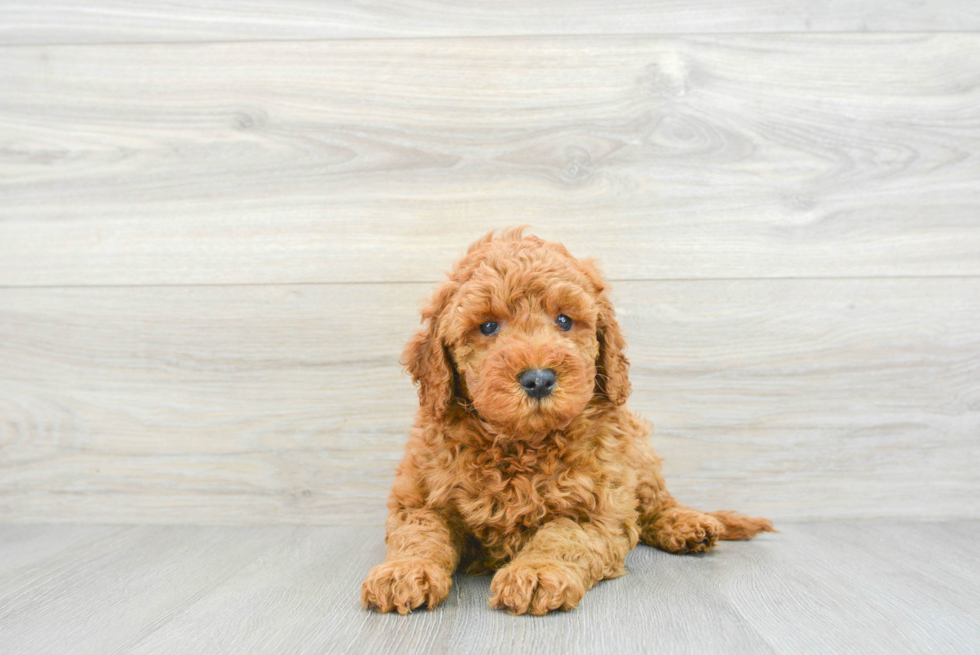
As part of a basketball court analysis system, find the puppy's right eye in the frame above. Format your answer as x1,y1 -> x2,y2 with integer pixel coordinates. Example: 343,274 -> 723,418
479,321 -> 499,336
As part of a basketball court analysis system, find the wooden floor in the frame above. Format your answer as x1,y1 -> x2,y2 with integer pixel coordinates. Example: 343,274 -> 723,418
0,521 -> 977,655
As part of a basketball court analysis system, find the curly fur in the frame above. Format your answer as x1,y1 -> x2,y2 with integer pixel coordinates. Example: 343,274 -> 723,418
362,228 -> 774,615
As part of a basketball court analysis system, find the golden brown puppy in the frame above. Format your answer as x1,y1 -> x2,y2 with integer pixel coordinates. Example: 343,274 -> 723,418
362,228 -> 773,615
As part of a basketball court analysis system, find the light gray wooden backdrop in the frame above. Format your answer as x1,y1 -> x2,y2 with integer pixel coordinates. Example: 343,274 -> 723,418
1,2 -> 978,525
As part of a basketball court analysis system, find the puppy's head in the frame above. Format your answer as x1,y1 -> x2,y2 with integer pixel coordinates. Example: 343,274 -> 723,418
403,228 -> 630,435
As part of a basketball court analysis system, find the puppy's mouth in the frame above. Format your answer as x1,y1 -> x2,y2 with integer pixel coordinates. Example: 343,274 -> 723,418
467,376 -> 592,436
526,395 -> 555,412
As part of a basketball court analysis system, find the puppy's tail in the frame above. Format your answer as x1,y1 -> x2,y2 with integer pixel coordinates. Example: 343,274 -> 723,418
708,510 -> 778,540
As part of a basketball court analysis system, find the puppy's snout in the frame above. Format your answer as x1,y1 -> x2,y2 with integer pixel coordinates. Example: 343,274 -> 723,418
518,368 -> 557,399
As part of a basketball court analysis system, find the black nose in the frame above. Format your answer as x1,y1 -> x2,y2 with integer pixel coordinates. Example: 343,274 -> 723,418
519,368 -> 557,399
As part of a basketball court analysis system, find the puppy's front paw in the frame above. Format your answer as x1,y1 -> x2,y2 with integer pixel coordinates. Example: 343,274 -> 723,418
361,558 -> 452,614
489,559 -> 585,615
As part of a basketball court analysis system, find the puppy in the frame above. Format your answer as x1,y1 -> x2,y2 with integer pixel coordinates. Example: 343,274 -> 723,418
362,228 -> 773,615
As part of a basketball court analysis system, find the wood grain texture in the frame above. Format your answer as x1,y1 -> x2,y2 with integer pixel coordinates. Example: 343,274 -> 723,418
2,1 -> 980,44
702,522 -> 980,654
0,522 -> 977,654
2,35 -> 980,286
2,278 -> 977,524
0,526 -> 289,654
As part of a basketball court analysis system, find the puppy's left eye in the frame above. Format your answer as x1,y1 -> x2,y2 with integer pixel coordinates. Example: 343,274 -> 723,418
556,314 -> 573,331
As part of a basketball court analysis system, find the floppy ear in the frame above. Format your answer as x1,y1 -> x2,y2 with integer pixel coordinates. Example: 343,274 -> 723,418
595,293 -> 631,405
400,281 -> 458,419
578,258 -> 631,405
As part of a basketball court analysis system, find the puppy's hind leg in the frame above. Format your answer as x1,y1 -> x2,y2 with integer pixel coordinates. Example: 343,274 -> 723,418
632,441 -> 774,554
638,496 -> 725,555
642,504 -> 775,554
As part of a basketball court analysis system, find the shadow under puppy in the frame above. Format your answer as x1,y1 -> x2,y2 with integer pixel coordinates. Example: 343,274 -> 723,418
362,228 -> 774,615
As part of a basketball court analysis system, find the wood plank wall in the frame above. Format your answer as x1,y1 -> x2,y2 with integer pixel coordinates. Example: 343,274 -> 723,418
1,2 -> 979,524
